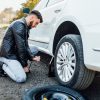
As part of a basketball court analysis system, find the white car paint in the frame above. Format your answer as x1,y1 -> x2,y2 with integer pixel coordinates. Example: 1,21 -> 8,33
29,0 -> 100,71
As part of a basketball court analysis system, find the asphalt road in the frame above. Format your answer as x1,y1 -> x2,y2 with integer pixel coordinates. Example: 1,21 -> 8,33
0,28 -> 100,100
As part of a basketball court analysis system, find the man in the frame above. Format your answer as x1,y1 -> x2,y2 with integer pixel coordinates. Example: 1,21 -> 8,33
0,10 -> 43,83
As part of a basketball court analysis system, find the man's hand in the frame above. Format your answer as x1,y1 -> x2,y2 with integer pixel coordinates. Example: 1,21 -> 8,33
32,56 -> 40,62
24,66 -> 30,73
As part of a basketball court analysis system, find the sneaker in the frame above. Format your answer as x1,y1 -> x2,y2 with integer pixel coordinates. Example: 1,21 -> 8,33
0,71 -> 7,77
0,61 -> 7,77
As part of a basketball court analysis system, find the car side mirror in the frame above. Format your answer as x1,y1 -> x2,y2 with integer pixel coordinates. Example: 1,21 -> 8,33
23,8 -> 30,14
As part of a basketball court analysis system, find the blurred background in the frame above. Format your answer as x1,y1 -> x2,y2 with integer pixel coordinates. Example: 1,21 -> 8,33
0,0 -> 39,29
0,0 -> 39,44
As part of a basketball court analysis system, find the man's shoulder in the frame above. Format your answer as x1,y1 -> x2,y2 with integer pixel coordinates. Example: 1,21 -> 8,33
10,18 -> 26,30
11,18 -> 25,27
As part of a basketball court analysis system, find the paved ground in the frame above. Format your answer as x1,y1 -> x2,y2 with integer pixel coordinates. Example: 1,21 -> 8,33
0,28 -> 100,100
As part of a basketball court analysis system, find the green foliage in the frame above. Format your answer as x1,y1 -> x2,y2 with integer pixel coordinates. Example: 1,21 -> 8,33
13,0 -> 39,21
22,0 -> 39,11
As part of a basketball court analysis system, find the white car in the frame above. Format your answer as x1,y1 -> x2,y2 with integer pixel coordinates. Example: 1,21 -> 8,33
29,0 -> 100,90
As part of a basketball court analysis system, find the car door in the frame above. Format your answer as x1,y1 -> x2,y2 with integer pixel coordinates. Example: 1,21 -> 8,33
29,0 -> 66,49
29,0 -> 49,49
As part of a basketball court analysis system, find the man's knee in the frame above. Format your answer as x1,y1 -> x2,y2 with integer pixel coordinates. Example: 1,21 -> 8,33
16,74 -> 27,83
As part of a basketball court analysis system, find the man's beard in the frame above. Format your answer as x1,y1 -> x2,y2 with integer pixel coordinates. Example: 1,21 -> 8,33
28,21 -> 33,29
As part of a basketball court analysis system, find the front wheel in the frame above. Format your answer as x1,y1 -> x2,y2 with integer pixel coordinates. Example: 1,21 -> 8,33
54,34 -> 95,90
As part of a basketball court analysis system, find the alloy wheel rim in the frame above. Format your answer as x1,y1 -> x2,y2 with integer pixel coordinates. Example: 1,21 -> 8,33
56,42 -> 76,82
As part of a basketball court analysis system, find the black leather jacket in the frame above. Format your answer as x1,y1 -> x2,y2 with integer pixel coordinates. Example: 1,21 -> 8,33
0,18 -> 34,67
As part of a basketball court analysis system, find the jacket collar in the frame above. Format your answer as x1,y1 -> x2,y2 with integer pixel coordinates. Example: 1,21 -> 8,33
20,17 -> 28,28
19,17 -> 30,37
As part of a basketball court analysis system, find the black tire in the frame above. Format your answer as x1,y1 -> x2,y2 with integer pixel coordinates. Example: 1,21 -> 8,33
22,85 -> 85,100
54,34 -> 95,90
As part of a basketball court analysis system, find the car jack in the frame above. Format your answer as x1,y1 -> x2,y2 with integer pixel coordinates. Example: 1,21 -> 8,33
48,56 -> 55,77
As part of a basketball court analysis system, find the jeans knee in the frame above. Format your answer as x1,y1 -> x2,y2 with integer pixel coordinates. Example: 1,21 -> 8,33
16,75 -> 26,83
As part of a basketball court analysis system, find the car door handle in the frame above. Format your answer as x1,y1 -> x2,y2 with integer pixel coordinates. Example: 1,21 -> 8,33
54,9 -> 61,13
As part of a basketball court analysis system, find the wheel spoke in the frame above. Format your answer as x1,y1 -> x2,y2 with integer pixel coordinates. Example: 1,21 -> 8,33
57,60 -> 63,65
58,68 -> 63,76
68,62 -> 75,67
66,44 -> 71,58
65,43 -> 68,59
67,66 -> 72,79
62,68 -> 65,81
64,66 -> 69,81
69,55 -> 75,61
61,43 -> 66,59
57,63 -> 65,70
59,46 -> 65,58
69,48 -> 74,58
57,53 -> 63,60
67,64 -> 74,74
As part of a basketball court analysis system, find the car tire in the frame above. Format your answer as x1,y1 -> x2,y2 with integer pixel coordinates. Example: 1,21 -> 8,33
22,85 -> 85,100
54,34 -> 95,90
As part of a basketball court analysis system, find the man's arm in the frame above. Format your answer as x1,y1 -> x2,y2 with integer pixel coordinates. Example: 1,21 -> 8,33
26,41 -> 41,62
26,41 -> 34,61
12,22 -> 28,67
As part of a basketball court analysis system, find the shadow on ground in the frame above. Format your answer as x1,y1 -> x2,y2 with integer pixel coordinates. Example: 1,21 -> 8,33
81,76 -> 100,100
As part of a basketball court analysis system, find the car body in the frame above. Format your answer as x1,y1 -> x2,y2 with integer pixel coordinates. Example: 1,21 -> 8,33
28,0 -> 100,90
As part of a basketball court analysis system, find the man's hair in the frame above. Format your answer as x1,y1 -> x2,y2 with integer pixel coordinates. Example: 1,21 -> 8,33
29,10 -> 43,23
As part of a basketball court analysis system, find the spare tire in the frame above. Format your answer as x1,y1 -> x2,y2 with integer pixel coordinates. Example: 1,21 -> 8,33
22,85 -> 85,100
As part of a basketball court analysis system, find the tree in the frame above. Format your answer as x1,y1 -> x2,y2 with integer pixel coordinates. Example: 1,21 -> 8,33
13,0 -> 39,21
22,0 -> 39,10
0,8 -> 16,24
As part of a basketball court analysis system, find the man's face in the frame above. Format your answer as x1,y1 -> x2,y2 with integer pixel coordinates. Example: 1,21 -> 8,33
29,15 -> 40,28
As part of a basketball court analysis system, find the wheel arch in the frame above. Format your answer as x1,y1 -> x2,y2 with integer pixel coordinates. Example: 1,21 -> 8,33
53,21 -> 82,55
